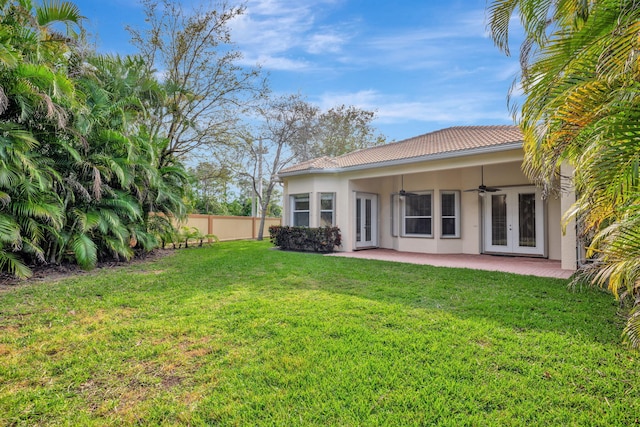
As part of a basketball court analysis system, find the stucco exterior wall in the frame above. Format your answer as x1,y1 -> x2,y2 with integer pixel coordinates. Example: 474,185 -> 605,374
284,174 -> 344,226
178,215 -> 281,241
560,164 -> 578,269
547,196 -> 562,261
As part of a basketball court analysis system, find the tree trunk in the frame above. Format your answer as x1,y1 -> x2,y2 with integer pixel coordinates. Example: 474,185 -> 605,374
257,212 -> 267,241
256,185 -> 275,241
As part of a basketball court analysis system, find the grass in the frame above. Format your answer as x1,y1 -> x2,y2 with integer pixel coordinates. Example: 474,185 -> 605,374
0,240 -> 638,426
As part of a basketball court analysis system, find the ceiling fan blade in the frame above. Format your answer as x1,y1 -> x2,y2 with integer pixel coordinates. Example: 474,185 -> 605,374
483,186 -> 501,192
466,166 -> 501,193
464,185 -> 501,193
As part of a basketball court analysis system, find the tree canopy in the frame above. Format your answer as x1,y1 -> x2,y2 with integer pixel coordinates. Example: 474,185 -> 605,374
127,0 -> 266,167
290,104 -> 386,162
0,0 -> 189,278
233,94 -> 384,240
488,0 -> 640,347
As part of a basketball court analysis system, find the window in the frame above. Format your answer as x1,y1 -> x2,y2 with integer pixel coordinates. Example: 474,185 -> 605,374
441,191 -> 460,238
319,193 -> 335,227
291,194 -> 310,226
403,192 -> 432,236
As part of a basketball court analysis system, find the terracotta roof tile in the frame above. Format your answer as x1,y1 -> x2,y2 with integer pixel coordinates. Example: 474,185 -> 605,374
280,125 -> 523,175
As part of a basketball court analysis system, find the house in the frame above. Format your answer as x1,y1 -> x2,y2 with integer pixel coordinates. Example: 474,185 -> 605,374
277,125 -> 578,271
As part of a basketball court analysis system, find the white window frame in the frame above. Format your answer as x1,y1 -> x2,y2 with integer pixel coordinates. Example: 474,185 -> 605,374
391,193 -> 399,237
440,190 -> 461,238
402,191 -> 433,237
290,193 -> 310,227
319,192 -> 335,227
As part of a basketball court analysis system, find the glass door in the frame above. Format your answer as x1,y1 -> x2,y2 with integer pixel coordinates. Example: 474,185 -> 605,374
484,187 -> 544,256
355,193 -> 378,248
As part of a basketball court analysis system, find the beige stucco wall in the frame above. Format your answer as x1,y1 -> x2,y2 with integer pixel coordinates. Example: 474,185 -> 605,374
560,164 -> 578,269
284,174 -> 345,226
484,161 -> 530,187
179,215 -> 281,242
547,196 -> 562,261
186,216 -> 209,233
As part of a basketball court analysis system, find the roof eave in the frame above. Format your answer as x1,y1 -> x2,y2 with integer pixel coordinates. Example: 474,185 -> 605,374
277,141 -> 523,178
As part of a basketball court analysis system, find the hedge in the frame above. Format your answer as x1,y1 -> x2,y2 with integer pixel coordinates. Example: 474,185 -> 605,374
268,226 -> 342,253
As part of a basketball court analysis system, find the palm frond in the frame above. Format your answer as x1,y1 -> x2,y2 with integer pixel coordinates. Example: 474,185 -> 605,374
95,208 -> 122,236
18,216 -> 45,244
623,303 -> 640,348
99,194 -> 142,220
0,190 -> 10,207
101,235 -> 134,261
0,168 -> 19,189
0,214 -> 21,244
0,123 -> 40,149
35,0 -> 83,29
0,41 -> 20,68
16,62 -> 55,89
10,199 -> 63,228
70,208 -> 101,233
489,0 -> 640,347
0,248 -> 32,279
69,232 -> 97,270
20,236 -> 45,263
129,224 -> 158,251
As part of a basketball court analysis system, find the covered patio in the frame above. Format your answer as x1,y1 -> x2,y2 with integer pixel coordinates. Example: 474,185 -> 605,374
326,249 -> 575,279
280,126 -> 579,272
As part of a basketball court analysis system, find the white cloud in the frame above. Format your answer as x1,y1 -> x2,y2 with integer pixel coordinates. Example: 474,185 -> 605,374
226,2 -> 520,138
307,31 -> 345,54
317,89 -> 512,125
230,2 -> 508,78
342,9 -> 503,73
457,9 -> 491,38
495,62 -> 521,82
230,0 -> 353,70
245,54 -> 312,71
317,89 -> 380,110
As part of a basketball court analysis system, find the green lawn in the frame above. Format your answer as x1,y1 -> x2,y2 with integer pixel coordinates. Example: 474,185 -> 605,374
0,240 -> 638,426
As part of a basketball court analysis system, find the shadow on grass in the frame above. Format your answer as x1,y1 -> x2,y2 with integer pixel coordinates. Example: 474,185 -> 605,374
195,242 -> 621,345
21,240 -> 619,347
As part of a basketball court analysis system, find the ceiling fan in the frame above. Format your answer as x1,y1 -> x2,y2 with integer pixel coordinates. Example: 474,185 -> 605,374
399,175 -> 417,197
464,165 -> 500,194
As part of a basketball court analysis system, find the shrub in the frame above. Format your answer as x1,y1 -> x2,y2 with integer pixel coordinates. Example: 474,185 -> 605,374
269,226 -> 341,253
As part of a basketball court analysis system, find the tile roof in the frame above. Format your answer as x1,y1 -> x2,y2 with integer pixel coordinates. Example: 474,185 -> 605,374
279,125 -> 523,175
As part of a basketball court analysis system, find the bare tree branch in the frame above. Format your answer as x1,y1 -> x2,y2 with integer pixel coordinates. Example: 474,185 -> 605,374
127,0 -> 267,167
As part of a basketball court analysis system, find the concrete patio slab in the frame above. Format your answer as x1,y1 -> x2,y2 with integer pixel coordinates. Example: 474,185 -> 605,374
326,249 -> 575,279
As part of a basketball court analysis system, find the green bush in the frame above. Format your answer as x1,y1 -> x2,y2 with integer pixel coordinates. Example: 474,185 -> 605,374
269,226 -> 341,253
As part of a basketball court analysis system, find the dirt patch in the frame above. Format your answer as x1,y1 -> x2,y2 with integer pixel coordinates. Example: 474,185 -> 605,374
0,249 -> 176,291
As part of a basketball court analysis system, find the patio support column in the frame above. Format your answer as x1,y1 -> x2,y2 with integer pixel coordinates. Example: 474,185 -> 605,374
560,163 -> 577,270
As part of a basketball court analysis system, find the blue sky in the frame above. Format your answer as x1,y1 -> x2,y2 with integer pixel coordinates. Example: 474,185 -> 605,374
72,0 -> 522,142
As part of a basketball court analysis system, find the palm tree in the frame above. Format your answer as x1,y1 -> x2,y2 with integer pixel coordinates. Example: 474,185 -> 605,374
0,2 -> 189,277
488,0 -> 640,346
0,124 -> 64,277
61,53 -> 188,266
0,0 -> 81,277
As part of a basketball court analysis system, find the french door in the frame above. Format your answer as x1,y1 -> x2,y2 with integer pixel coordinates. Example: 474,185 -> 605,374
483,187 -> 544,256
355,193 -> 378,249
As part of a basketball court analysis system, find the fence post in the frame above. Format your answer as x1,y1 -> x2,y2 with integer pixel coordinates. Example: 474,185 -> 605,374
208,215 -> 214,243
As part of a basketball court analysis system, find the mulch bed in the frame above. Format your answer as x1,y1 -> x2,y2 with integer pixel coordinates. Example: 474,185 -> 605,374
0,249 -> 175,291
